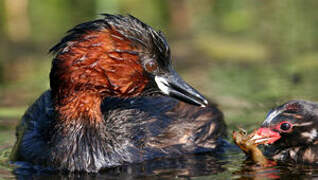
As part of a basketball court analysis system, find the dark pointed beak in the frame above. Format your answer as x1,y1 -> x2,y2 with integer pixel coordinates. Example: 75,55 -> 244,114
155,71 -> 208,107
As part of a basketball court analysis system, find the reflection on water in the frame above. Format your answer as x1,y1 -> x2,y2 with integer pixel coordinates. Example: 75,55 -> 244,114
11,152 -> 230,179
1,119 -> 318,179
7,148 -> 318,179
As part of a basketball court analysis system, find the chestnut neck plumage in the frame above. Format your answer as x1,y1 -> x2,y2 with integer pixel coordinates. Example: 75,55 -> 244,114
54,91 -> 104,125
50,24 -> 149,126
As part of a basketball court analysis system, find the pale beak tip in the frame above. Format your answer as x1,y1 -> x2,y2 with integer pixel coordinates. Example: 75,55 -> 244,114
200,99 -> 208,107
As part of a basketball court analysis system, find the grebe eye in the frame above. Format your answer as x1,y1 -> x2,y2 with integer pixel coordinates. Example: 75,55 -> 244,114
145,61 -> 158,73
280,123 -> 291,131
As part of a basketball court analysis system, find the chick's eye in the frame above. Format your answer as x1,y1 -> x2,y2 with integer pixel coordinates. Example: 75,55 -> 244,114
280,122 -> 291,131
145,61 -> 158,73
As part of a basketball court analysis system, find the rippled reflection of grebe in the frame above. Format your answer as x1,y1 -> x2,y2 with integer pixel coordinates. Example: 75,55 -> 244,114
10,14 -> 227,172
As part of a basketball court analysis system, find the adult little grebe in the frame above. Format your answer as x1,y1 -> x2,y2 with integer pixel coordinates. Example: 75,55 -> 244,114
250,100 -> 318,165
10,14 -> 226,172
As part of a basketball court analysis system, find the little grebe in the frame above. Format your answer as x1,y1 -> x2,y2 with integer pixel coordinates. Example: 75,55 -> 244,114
250,100 -> 318,165
10,14 -> 226,172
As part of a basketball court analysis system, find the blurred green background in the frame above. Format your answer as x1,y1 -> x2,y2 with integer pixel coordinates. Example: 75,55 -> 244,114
0,0 -> 318,136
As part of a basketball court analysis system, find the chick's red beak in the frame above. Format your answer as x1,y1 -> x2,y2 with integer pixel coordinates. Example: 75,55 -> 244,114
251,128 -> 281,145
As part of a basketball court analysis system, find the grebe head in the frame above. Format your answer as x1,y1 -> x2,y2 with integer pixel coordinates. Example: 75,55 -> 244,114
50,14 -> 208,108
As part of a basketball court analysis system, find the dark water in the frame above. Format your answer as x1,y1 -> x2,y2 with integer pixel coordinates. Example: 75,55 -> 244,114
6,149 -> 318,180
1,119 -> 318,179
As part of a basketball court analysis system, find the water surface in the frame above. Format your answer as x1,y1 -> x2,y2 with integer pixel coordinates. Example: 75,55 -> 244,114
1,117 -> 318,180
